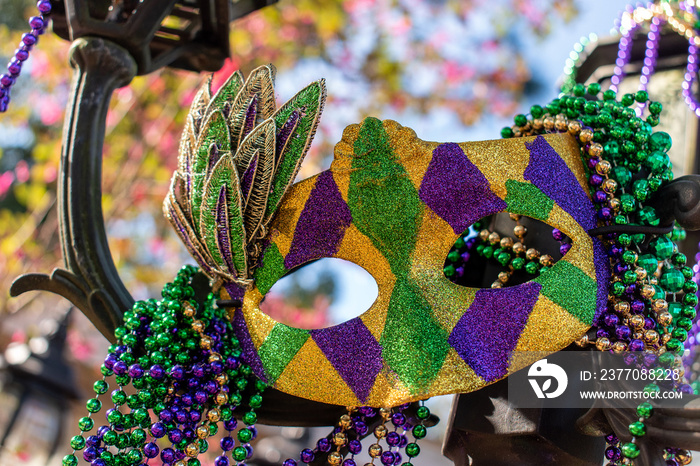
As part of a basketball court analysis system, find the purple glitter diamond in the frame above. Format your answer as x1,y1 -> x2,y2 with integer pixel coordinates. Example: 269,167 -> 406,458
419,143 -> 507,234
310,318 -> 383,404
231,308 -> 268,383
285,171 -> 352,269
524,136 -> 596,231
449,281 -> 541,382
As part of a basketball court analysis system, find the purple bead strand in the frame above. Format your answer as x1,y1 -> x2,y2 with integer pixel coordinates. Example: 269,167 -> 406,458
682,40 -> 700,117
636,16 -> 663,116
0,0 -> 52,113
610,12 -> 639,93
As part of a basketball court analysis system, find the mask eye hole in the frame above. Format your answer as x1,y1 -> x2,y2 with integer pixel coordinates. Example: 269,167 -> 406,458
444,213 -> 570,288
259,258 -> 379,329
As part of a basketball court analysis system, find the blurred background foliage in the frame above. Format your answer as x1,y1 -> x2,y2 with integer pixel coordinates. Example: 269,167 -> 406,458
0,0 -> 578,361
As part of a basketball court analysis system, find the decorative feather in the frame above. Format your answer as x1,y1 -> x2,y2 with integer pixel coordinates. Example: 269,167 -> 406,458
200,156 -> 246,279
264,79 -> 327,223
191,110 -> 231,226
165,65 -> 326,288
236,120 -> 276,243
163,192 -> 215,278
228,65 -> 276,150
206,71 -> 243,119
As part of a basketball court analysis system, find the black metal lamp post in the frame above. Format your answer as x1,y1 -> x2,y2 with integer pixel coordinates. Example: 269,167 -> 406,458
7,0 -> 349,428
0,310 -> 80,466
10,0 -> 276,342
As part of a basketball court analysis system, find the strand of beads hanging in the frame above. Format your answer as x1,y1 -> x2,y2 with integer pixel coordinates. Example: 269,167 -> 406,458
62,265 -> 267,466
501,83 -> 697,465
0,0 -> 51,113
561,1 -> 700,114
283,403 -> 434,466
682,244 -> 700,394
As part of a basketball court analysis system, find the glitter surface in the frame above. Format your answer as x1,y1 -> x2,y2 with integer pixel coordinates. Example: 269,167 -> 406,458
419,143 -> 507,234
242,94 -> 258,137
191,109 -> 231,226
215,185 -> 237,277
285,170 -> 352,269
513,295 -> 589,355
258,323 -> 310,384
448,282 -> 541,382
311,318 -> 383,403
275,110 -> 301,163
231,118 -> 604,407
232,308 -> 268,383
227,66 -> 275,151
380,279 -> 451,393
524,135 -> 596,231
276,338 -> 360,406
348,117 -> 420,275
265,80 -> 326,223
239,152 -> 258,202
504,179 -> 554,220
254,243 -> 288,295
534,260 -> 597,325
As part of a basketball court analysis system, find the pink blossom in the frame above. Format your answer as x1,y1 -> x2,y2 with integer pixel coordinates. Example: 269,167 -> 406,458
14,160 -> 29,183
0,171 -> 14,197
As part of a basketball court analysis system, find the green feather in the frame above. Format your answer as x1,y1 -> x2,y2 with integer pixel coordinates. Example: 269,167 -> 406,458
205,71 -> 243,119
228,65 -> 277,152
235,119 -> 276,243
191,110 -> 231,231
200,156 -> 247,279
264,79 -> 326,223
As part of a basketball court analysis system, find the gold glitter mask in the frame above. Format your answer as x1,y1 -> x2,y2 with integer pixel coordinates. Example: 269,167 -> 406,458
229,117 -> 609,407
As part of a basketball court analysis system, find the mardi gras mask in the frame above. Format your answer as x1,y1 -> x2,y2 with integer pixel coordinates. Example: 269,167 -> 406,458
165,65 -> 609,408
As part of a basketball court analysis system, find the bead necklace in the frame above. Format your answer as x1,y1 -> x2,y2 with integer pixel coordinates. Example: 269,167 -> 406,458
497,83 -> 696,465
63,265 -> 267,466
0,0 -> 52,113
561,1 -> 700,118
444,214 -> 559,289
284,404 -> 433,466
64,265 -> 434,466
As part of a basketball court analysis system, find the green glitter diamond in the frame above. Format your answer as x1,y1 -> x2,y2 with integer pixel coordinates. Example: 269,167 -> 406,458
534,260 -> 597,324
258,324 -> 309,383
255,243 -> 289,295
504,180 -> 554,221
381,280 -> 450,392
348,117 -> 421,277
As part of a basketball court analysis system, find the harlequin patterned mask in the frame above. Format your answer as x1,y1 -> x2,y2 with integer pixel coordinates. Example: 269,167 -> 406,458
165,66 -> 609,408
